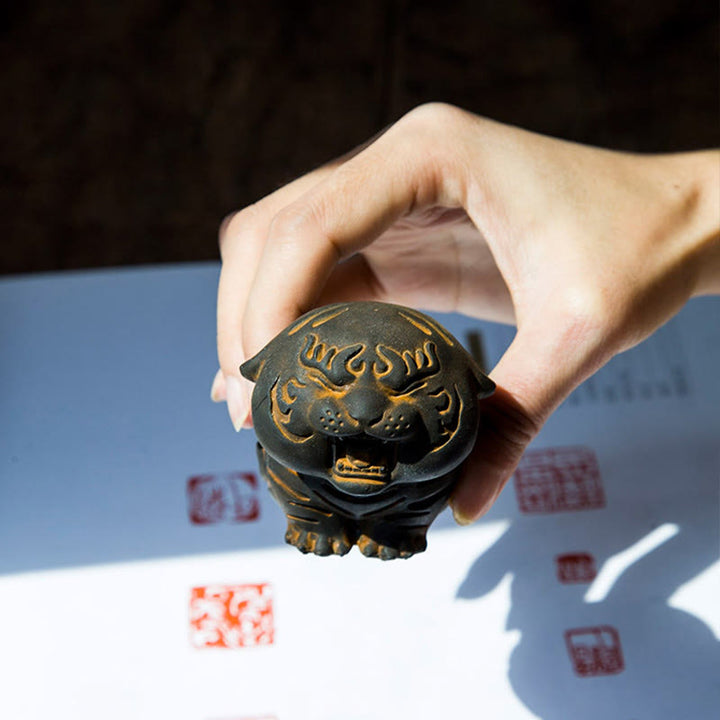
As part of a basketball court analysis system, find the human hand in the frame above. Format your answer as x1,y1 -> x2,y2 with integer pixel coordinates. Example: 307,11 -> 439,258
212,103 -> 720,524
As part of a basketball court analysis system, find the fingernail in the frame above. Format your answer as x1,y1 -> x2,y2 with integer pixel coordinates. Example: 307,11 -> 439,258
210,369 -> 226,402
449,500 -> 474,526
225,375 -> 250,431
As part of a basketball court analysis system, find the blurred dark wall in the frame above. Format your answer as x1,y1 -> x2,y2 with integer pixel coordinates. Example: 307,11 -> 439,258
1,0 -> 718,275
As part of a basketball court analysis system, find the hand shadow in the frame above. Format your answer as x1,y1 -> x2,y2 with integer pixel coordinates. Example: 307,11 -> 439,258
457,440 -> 720,720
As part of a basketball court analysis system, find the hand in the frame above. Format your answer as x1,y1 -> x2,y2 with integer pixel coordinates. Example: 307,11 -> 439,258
212,103 -> 720,523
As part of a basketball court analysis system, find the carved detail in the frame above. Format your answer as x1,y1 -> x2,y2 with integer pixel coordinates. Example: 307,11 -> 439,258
299,334 -> 365,386
374,341 -> 440,391
242,302 -> 495,560
269,378 -> 313,443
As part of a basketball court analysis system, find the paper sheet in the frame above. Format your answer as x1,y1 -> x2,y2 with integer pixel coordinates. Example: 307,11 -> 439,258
1,264 -> 718,720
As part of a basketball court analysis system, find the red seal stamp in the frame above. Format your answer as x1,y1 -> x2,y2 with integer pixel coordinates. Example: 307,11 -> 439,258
514,447 -> 604,514
564,626 -> 624,677
187,472 -> 260,524
556,553 -> 597,584
190,583 -> 274,649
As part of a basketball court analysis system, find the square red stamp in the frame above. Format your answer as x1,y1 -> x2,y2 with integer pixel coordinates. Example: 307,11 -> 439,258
190,584 -> 274,649
514,447 -> 604,514
565,626 -> 624,677
556,553 -> 597,584
187,472 -> 260,524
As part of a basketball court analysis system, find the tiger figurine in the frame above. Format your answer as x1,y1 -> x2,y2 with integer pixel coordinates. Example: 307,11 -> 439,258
240,301 -> 494,560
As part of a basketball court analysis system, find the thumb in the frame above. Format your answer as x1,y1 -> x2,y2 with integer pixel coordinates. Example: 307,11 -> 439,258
450,311 -> 611,523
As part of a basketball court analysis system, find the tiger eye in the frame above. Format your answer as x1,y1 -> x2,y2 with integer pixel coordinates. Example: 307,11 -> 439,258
240,301 -> 495,560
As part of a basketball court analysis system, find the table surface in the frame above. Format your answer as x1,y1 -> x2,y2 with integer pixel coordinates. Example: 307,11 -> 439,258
1,264 -> 718,720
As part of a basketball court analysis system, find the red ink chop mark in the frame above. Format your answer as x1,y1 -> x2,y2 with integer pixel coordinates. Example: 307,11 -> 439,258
514,447 -> 604,514
565,626 -> 624,677
187,472 -> 260,524
190,583 -> 274,649
556,553 -> 597,584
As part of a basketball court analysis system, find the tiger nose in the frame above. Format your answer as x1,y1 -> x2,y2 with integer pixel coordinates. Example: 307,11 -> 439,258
344,389 -> 386,426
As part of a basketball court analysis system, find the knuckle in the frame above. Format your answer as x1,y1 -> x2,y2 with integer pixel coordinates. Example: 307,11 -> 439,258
398,102 -> 465,136
477,391 -> 540,472
268,198 -> 348,266
548,284 -> 622,370
558,285 -> 615,332
388,103 -> 469,194
267,203 -> 320,246
496,396 -> 542,451
217,204 -> 260,257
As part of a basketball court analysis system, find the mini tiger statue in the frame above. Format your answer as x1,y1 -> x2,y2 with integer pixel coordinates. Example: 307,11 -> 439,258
240,301 -> 495,560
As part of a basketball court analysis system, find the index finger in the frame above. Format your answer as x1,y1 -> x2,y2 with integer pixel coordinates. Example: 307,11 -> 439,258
241,104 -> 470,358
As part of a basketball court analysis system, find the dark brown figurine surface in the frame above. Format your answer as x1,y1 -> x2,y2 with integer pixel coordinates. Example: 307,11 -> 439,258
241,302 -> 495,560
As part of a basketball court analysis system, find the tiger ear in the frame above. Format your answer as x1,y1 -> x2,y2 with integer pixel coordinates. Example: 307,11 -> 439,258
240,343 -> 272,382
470,361 -> 496,399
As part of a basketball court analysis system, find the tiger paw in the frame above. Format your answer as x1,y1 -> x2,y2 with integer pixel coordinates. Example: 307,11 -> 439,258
356,531 -> 427,560
285,523 -> 353,556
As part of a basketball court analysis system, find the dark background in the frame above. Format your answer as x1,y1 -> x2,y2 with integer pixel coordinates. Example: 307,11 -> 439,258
2,0 -> 718,275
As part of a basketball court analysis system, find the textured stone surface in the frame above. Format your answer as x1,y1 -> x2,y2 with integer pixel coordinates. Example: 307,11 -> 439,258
240,301 -> 494,559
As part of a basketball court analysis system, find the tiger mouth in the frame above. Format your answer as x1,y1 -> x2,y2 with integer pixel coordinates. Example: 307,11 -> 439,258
330,437 -> 397,490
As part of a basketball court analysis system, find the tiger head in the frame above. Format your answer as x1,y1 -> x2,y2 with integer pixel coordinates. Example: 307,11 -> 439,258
241,302 -> 494,498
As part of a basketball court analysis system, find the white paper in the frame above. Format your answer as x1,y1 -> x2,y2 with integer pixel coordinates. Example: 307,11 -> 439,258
1,264 -> 718,720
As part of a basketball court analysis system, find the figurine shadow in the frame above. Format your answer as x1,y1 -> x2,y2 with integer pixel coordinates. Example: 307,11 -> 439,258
456,442 -> 720,720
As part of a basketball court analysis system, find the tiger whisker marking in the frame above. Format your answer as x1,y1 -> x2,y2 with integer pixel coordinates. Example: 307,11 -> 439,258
266,465 -> 311,502
287,502 -> 333,518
